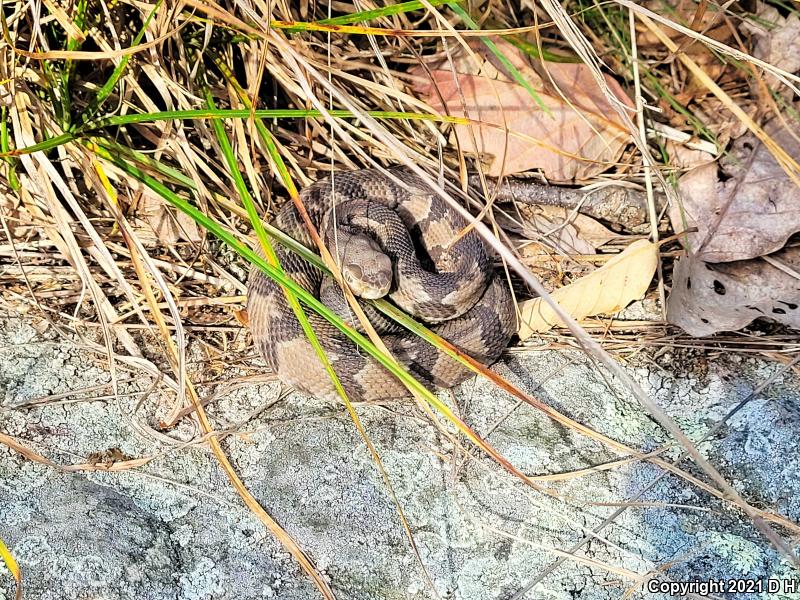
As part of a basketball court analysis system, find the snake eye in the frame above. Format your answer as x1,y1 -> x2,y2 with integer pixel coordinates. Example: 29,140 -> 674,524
346,264 -> 363,281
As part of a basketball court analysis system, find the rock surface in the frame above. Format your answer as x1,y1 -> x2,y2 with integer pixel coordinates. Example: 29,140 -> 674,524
1,312 -> 799,599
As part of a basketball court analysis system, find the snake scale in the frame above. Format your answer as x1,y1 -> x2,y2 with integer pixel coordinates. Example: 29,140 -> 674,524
247,168 -> 516,402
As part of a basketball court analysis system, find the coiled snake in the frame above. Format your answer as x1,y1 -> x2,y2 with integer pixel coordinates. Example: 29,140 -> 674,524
247,168 -> 516,402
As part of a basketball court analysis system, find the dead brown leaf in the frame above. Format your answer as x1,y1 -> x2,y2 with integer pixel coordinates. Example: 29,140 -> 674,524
670,118 -> 800,263
131,191 -> 202,244
666,140 -> 716,170
740,2 -> 800,89
667,245 -> 800,336
518,239 -> 658,338
413,41 -> 633,181
502,204 -> 617,256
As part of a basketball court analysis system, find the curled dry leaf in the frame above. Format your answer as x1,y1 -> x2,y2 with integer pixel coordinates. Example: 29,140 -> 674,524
132,191 -> 202,244
667,245 -> 800,336
413,41 -> 633,181
518,240 -> 658,338
666,140 -> 716,170
670,118 -> 800,263
500,204 -> 617,257
740,2 -> 800,89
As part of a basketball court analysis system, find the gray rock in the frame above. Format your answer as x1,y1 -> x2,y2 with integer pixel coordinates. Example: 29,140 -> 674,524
0,475 -> 176,600
1,314 -> 799,599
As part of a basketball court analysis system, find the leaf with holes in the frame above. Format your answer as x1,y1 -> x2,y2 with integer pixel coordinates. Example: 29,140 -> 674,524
667,246 -> 800,336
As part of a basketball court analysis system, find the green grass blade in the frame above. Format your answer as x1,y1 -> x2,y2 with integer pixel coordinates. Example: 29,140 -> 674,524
202,89 -> 354,405
88,138 -> 319,265
90,136 -> 196,188
270,20 -> 407,35
58,0 -> 88,129
208,56 -> 300,198
87,125 -> 654,465
504,36 -> 582,64
319,0 -> 452,26
1,106 -> 20,191
0,132 -> 76,157
86,108 -> 456,130
77,0 -> 164,127
3,110 -> 466,159
642,69 -> 716,144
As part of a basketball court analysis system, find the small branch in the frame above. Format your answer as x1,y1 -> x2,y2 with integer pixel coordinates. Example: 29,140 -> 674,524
469,175 -> 665,232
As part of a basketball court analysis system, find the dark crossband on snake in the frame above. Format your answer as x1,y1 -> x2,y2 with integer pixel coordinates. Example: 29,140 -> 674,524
247,168 -> 516,402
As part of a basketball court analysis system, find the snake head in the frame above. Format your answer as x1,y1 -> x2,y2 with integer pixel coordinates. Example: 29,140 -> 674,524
334,232 -> 393,299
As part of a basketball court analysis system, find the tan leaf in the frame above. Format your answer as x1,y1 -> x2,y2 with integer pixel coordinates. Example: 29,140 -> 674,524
233,308 -> 249,327
413,42 -> 632,181
670,118 -> 800,263
502,204 -> 617,256
740,2 -> 800,88
133,191 -> 202,244
667,246 -> 800,337
518,240 -> 658,338
666,140 -> 716,170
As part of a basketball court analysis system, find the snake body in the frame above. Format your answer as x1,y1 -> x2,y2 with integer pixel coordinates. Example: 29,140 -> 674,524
247,168 -> 516,402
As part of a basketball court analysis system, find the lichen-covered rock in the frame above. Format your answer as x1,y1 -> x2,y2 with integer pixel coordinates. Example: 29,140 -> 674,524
1,314 -> 799,599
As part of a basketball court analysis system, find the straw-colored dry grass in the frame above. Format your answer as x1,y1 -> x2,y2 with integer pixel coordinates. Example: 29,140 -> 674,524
1,1 -> 799,598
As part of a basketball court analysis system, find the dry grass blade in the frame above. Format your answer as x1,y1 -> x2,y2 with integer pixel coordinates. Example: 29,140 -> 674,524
0,534 -> 22,600
614,0 -> 800,92
639,14 -> 800,188
214,440 -> 338,600
7,20 -> 186,60
0,431 -> 160,473
627,6 -> 665,315
40,0 -> 85,42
